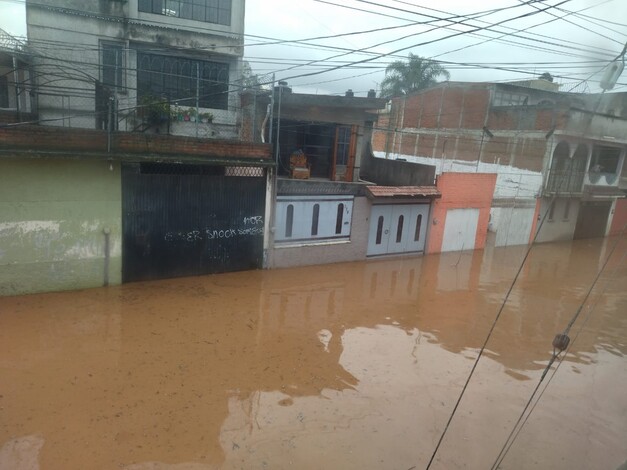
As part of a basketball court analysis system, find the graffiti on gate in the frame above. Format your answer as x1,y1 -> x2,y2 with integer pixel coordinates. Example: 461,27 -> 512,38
164,216 -> 265,242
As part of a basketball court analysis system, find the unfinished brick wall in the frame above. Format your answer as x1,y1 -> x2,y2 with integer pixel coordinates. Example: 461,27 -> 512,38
427,172 -> 497,254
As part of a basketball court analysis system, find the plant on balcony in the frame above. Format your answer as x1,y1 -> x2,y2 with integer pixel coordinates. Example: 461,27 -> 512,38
139,95 -> 171,127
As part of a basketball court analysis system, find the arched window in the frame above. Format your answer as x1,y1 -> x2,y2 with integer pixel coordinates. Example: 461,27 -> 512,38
335,203 -> 344,234
396,215 -> 404,243
311,204 -> 320,236
285,204 -> 294,237
376,216 -> 384,245
414,214 -> 423,241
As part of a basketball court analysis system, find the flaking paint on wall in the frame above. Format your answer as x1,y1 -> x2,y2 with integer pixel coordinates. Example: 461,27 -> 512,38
0,158 -> 122,296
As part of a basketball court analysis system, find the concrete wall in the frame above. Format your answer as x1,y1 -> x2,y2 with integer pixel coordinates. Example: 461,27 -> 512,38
0,158 -> 122,295
360,150 -> 436,186
535,197 -> 580,243
26,0 -> 244,131
427,172 -> 497,254
270,196 -> 370,268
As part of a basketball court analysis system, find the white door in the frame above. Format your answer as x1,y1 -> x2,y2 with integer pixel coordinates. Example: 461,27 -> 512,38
367,204 -> 430,256
441,208 -> 480,252
495,207 -> 534,247
367,205 -> 393,256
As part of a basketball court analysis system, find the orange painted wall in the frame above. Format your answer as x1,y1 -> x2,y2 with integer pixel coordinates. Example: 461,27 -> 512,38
609,199 -> 627,236
427,172 -> 497,254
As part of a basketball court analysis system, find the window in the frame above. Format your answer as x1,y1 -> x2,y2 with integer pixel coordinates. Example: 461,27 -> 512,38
414,214 -> 422,241
0,76 -> 8,108
493,90 -> 529,107
336,127 -> 351,165
137,52 -> 230,109
285,205 -> 294,238
101,43 -> 123,90
589,146 -> 621,174
276,196 -> 353,243
335,203 -> 344,234
311,204 -> 320,236
563,199 -> 571,220
396,215 -> 404,243
548,199 -> 556,221
138,0 -> 232,25
376,216 -> 384,245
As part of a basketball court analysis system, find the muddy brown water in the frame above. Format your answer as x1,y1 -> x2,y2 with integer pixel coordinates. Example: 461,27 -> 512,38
1,238 -> 626,470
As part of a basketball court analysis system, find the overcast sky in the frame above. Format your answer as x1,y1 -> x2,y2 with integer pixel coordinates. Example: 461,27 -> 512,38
2,0 -> 626,95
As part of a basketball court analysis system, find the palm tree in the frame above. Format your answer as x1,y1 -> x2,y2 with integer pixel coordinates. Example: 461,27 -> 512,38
380,54 -> 450,98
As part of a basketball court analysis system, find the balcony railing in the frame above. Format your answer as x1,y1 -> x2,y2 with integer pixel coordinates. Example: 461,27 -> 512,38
545,170 -> 621,194
545,170 -> 586,194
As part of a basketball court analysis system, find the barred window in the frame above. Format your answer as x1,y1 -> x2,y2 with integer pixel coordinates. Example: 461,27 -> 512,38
137,52 -> 229,110
101,43 -> 124,89
138,0 -> 232,26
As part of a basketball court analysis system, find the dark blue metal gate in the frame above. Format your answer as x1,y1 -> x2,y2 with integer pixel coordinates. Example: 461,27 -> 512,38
122,163 -> 266,282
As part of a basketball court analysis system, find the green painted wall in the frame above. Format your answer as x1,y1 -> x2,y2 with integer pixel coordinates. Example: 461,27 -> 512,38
0,158 -> 122,296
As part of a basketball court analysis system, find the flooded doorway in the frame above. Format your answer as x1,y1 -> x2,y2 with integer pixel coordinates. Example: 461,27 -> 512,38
367,203 -> 429,256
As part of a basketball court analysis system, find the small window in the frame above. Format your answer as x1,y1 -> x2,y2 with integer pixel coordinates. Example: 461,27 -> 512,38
589,146 -> 621,174
376,216 -> 384,245
396,215 -> 404,243
414,214 -> 423,241
102,43 -> 124,90
563,199 -> 571,220
548,199 -> 556,221
335,203 -> 344,234
285,204 -> 294,238
0,76 -> 8,108
311,204 -> 320,236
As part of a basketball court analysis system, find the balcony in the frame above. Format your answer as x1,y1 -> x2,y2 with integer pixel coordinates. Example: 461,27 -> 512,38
544,170 -> 586,194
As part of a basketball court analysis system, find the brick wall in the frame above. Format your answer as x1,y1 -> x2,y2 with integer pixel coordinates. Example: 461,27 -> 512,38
427,172 -> 497,254
0,125 -> 272,160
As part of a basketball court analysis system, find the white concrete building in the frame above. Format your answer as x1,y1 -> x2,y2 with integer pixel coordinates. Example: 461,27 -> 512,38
25,0 -> 245,138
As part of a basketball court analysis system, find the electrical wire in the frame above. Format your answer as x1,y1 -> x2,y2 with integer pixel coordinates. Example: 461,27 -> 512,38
489,229 -> 627,469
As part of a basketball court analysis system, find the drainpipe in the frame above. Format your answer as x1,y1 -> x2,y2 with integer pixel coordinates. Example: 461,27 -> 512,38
103,227 -> 111,286
13,56 -> 21,120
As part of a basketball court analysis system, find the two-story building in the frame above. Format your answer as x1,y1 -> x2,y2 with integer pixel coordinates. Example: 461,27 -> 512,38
1,5 -> 278,296
372,79 -> 627,247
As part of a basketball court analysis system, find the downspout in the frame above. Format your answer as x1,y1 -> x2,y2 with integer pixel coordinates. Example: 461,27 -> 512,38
12,56 -> 21,120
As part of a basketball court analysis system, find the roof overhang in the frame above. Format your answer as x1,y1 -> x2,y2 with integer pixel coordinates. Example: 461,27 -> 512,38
366,185 -> 441,200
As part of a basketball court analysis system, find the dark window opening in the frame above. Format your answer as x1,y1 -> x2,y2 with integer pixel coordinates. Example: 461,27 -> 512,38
0,76 -> 10,108
564,199 -> 571,220
376,216 -> 384,245
137,52 -> 230,109
138,0 -> 232,25
311,204 -> 320,236
548,199 -> 556,221
335,203 -> 344,234
414,214 -> 422,241
396,215 -> 404,243
102,43 -> 123,89
285,205 -> 294,238
589,146 -> 621,174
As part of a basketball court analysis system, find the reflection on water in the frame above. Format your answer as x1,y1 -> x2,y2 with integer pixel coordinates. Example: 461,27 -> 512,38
0,237 -> 625,469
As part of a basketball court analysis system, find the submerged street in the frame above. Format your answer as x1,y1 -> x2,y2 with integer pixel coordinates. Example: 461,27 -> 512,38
1,237 -> 626,470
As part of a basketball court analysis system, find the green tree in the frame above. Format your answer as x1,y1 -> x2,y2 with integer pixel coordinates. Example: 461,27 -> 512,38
380,54 -> 450,98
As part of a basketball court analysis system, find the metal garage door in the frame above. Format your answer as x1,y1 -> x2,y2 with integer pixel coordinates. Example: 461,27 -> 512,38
367,203 -> 430,256
441,208 -> 479,252
122,163 -> 266,282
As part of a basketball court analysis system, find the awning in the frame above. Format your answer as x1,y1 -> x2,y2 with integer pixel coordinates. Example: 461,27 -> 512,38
366,185 -> 441,199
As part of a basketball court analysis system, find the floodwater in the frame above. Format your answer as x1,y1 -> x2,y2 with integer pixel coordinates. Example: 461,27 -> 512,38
1,238 -> 626,470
